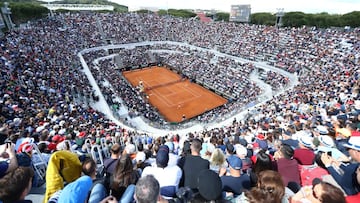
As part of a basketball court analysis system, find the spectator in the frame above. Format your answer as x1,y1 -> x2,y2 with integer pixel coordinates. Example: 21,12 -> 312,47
255,134 -> 268,151
281,130 -> 299,149
141,145 -> 182,199
0,127 -> 8,145
209,148 -> 227,175
221,155 -> 251,197
235,144 -> 252,174
346,166 -> 360,203
321,131 -> 360,195
194,169 -> 226,202
235,170 -> 286,203
135,175 -> 167,203
291,179 -> 346,203
0,167 -> 34,203
47,157 -> 97,203
0,142 -> 18,178
135,142 -> 148,169
176,140 -> 191,187
110,154 -> 139,201
250,150 -> 274,187
82,157 -> 97,179
103,143 -> 121,175
294,136 -> 314,165
179,140 -> 191,158
124,143 -> 136,160
201,142 -> 215,161
225,143 -> 236,156
274,144 -> 301,187
164,140 -> 179,167
317,135 -> 349,162
43,150 -> 82,203
58,175 -> 93,203
16,142 -> 33,167
87,157 -> 109,203
178,138 -> 209,192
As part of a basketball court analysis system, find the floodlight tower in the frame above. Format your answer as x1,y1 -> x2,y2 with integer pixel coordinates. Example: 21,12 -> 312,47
275,8 -> 284,28
165,0 -> 169,40
0,13 -> 5,36
1,2 -> 15,30
47,1 -> 54,17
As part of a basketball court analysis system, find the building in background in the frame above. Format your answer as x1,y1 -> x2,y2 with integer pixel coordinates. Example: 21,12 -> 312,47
229,5 -> 251,23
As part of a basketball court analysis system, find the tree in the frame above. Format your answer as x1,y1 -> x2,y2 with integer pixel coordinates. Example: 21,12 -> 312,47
157,9 -> 196,18
277,11 -> 358,28
341,11 -> 360,27
1,2 -> 49,24
251,12 -> 276,25
282,12 -> 307,27
135,9 -> 153,14
215,12 -> 229,22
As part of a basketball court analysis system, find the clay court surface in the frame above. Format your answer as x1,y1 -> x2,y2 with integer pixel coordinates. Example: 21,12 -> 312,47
123,66 -> 227,123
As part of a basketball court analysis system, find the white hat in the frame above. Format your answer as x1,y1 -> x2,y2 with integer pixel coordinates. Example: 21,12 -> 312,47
316,125 -> 329,135
135,152 -> 146,162
58,128 -> 66,135
298,136 -> 314,148
235,144 -> 247,157
276,116 -> 284,122
292,130 -> 311,140
36,126 -> 45,133
207,143 -> 215,153
59,120 -> 66,127
56,141 -> 67,151
318,135 -> 334,148
49,130 -> 56,136
13,118 -> 22,126
125,144 -> 136,154
343,131 -> 360,151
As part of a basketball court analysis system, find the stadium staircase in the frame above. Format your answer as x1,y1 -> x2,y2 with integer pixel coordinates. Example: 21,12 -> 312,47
197,13 -> 212,23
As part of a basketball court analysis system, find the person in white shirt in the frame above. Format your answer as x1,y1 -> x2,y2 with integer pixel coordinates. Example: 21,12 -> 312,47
141,145 -> 182,199
165,141 -> 179,167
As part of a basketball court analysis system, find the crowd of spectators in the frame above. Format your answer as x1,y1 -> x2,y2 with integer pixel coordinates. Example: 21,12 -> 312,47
0,11 -> 359,203
258,69 -> 290,91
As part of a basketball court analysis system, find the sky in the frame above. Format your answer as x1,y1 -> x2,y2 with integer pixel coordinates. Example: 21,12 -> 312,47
109,0 -> 360,14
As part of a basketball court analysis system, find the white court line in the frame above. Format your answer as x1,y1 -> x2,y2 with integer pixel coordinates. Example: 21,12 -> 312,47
150,88 -> 173,106
167,84 -> 202,107
151,82 -> 202,108
165,84 -> 202,101
182,83 -> 202,98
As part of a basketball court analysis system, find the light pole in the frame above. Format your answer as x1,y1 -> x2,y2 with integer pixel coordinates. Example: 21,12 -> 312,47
165,0 -> 169,40
1,2 -> 15,30
276,8 -> 284,28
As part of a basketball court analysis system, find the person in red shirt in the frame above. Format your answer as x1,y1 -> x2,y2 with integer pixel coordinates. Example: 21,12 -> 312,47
294,136 -> 315,165
274,144 -> 301,187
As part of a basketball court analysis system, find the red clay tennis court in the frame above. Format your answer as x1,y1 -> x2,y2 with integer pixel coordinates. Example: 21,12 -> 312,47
123,66 -> 228,123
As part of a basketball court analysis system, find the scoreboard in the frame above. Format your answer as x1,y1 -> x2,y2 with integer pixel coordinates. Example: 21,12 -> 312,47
230,5 -> 251,23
